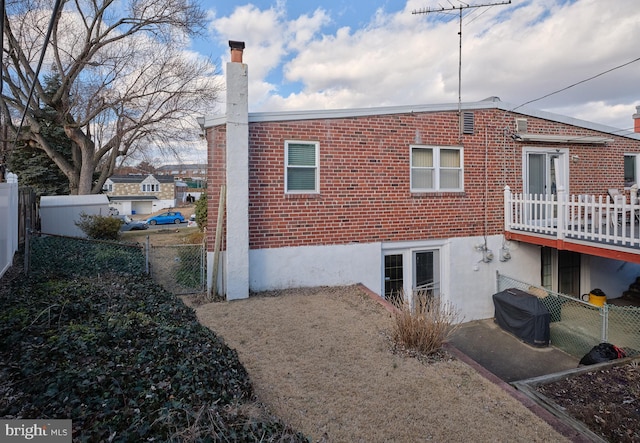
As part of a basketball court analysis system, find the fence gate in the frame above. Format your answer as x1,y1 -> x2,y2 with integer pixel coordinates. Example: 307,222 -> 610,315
149,243 -> 206,295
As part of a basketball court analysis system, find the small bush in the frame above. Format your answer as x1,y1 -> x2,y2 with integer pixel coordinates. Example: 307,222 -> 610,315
392,289 -> 462,355
194,192 -> 207,232
75,212 -> 121,240
184,230 -> 205,244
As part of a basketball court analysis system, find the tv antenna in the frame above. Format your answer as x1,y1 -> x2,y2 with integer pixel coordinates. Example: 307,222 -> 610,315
413,1 -> 511,140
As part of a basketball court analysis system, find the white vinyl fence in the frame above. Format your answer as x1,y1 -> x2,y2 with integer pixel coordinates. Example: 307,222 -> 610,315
0,173 -> 19,279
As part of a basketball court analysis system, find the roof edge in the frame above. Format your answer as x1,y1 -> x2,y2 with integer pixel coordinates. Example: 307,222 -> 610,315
199,99 -> 640,141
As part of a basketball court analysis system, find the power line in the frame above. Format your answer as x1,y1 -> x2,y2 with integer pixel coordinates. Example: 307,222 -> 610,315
14,0 -> 64,145
511,56 -> 640,113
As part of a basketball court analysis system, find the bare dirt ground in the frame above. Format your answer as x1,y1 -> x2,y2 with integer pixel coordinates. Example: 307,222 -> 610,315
536,363 -> 640,442
193,286 -> 569,442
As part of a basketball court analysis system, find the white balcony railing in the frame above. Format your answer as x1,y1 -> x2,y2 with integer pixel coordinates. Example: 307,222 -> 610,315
504,185 -> 640,249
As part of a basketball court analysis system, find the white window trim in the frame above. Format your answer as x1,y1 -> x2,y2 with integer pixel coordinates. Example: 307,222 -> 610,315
522,147 -> 570,195
284,140 -> 320,194
382,239 -> 448,304
141,183 -> 159,192
624,153 -> 640,189
410,145 -> 464,192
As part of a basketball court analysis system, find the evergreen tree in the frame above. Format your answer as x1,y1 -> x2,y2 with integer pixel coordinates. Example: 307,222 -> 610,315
8,73 -> 71,196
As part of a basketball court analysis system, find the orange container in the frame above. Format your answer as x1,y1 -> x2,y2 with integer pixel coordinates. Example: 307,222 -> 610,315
588,289 -> 606,307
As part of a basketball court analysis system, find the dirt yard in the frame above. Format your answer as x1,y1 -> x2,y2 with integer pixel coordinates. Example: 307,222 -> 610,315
194,286 -> 569,442
536,362 -> 640,442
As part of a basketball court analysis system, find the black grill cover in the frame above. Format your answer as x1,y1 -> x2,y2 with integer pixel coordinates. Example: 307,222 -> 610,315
493,288 -> 550,347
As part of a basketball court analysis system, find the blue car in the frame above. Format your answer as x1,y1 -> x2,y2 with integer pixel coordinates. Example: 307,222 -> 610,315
146,211 -> 185,225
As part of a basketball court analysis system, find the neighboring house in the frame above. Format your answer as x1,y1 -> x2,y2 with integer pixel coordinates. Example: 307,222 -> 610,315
199,41 -> 640,323
156,163 -> 207,181
103,174 -> 176,215
156,164 -> 207,203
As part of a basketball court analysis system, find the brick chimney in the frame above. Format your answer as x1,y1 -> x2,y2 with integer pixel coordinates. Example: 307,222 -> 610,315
634,106 -> 640,133
229,40 -> 245,63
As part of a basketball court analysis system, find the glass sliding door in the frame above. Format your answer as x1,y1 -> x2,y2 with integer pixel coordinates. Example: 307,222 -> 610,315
525,150 -> 567,224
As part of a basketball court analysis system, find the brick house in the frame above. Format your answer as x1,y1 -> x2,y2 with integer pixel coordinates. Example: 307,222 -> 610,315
156,164 -> 207,202
199,42 -> 640,322
103,174 -> 177,215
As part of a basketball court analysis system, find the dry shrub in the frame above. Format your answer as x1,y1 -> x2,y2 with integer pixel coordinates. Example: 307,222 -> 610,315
392,290 -> 462,355
183,230 -> 205,244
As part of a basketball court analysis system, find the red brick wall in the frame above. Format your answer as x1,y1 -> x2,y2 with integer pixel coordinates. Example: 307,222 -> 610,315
207,108 -> 640,251
206,126 -> 227,249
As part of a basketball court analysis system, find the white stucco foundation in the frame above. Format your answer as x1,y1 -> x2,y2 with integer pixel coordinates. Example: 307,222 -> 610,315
249,242 -> 382,293
207,234 -> 544,324
447,235 -> 540,321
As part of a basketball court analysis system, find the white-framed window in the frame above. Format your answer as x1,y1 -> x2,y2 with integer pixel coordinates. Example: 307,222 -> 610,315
285,140 -> 319,193
624,153 -> 640,188
410,145 -> 463,192
102,183 -> 113,192
141,183 -> 159,192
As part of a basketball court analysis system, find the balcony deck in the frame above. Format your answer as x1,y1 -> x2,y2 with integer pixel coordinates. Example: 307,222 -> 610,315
504,186 -> 640,264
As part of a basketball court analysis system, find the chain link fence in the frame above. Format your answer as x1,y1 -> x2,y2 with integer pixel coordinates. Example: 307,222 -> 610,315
26,232 -> 205,295
148,244 -> 206,295
497,272 -> 640,358
28,232 -> 146,278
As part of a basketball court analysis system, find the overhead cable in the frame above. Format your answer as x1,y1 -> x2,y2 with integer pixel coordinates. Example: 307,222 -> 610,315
14,0 -> 64,144
511,56 -> 640,113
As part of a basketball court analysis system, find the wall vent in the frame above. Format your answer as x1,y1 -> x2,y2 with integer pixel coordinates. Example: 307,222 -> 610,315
515,118 -> 527,133
462,112 -> 474,134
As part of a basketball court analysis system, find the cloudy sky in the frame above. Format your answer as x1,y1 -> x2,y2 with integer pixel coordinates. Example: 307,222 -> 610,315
191,0 -> 640,132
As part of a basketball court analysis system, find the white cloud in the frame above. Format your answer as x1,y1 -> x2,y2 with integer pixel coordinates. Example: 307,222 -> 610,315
208,0 -> 640,130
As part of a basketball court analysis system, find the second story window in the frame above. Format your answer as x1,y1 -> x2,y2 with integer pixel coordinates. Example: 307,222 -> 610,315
285,141 -> 319,193
102,183 -> 113,192
142,183 -> 159,192
411,145 -> 463,192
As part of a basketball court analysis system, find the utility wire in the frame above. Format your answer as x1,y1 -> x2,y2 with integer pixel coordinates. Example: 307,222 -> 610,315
511,56 -> 640,113
14,0 -> 64,144
465,5 -> 494,25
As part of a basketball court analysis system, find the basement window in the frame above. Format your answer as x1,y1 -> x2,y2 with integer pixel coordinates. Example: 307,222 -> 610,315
285,140 -> 319,193
411,145 -> 463,192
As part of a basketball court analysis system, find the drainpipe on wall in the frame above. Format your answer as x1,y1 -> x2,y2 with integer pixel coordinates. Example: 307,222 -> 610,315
225,40 -> 250,300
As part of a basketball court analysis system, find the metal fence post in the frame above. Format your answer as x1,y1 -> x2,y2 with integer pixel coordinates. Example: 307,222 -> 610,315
145,235 -> 150,275
24,228 -> 30,274
201,240 -> 206,291
601,303 -> 609,343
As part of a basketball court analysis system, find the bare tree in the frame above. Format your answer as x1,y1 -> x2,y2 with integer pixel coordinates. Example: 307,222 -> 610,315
1,0 -> 221,194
